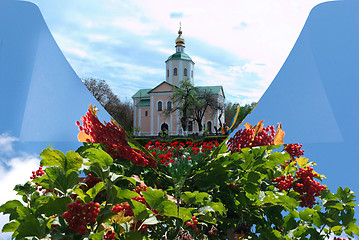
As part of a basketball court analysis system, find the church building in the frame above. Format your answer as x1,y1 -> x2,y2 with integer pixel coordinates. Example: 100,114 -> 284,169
132,27 -> 225,136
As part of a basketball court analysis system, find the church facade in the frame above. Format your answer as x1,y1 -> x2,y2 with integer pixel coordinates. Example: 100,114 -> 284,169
132,28 -> 225,136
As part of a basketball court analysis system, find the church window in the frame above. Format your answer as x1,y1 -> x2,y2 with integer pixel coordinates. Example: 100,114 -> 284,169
157,101 -> 163,111
145,111 -> 148,116
184,68 -> 187,76
166,101 -> 172,110
191,70 -> 193,78
167,69 -> 169,77
173,68 -> 177,76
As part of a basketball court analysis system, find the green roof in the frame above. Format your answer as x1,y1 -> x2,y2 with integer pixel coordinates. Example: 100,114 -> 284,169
132,89 -> 151,98
197,86 -> 224,95
166,52 -> 193,62
136,99 -> 150,107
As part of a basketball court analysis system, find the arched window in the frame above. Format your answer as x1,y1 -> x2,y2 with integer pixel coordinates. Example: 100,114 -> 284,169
191,70 -> 193,78
173,68 -> 177,76
157,101 -> 163,111
184,68 -> 188,76
166,101 -> 172,110
167,69 -> 169,77
145,111 -> 148,116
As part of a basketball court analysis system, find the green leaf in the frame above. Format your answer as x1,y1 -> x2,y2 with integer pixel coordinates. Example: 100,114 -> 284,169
247,171 -> 261,183
299,208 -> 315,221
2,221 -> 19,232
141,215 -> 159,225
331,225 -> 342,235
157,201 -> 177,217
37,197 -> 71,216
278,194 -> 298,210
0,200 -> 24,214
181,191 -> 209,205
141,188 -> 166,209
89,231 -> 105,240
114,186 -> 139,202
325,200 -> 345,210
296,157 -> 308,168
283,214 -> 297,230
15,215 -> 45,239
45,168 -> 79,195
342,208 -> 355,226
312,211 -> 322,228
198,206 -> 214,214
39,149 -> 65,168
293,225 -> 307,237
65,151 -> 83,171
130,199 -> 150,220
86,182 -> 105,201
178,207 -> 192,222
14,182 -> 36,196
268,152 -> 290,165
83,148 -> 113,167
123,232 -> 143,240
109,173 -> 123,184
347,222 -> 359,236
88,161 -> 110,181
207,202 -> 226,216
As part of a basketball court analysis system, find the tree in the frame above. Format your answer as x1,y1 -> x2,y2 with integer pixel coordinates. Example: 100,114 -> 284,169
82,78 -> 133,132
225,101 -> 256,130
168,78 -> 222,134
168,78 -> 197,133
192,88 -> 220,132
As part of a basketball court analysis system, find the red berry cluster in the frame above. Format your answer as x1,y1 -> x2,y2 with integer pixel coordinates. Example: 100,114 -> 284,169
272,175 -> 294,192
284,143 -> 304,159
228,125 -> 275,152
111,186 -> 163,232
62,199 -> 101,235
294,167 -> 326,208
111,202 -> 134,217
30,166 -> 45,191
77,108 -> 157,167
30,165 -> 45,179
111,202 -> 147,232
104,230 -> 116,239
84,173 -> 102,189
185,216 -> 199,232
272,167 -> 326,208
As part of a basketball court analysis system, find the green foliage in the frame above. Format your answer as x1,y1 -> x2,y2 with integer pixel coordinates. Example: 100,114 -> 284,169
1,130 -> 358,239
225,101 -> 257,128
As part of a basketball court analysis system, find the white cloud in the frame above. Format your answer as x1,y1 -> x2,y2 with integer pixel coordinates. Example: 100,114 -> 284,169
28,0 -> 332,104
111,17 -> 159,36
146,40 -> 163,46
88,34 -> 110,42
0,153 -> 39,240
0,133 -> 17,156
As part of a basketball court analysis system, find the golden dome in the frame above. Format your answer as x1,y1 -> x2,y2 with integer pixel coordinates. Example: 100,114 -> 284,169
175,27 -> 185,47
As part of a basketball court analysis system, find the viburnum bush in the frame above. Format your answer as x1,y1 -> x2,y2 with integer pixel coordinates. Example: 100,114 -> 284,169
1,105 -> 359,240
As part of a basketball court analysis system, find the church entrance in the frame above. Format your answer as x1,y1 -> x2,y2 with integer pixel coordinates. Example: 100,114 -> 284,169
161,123 -> 169,132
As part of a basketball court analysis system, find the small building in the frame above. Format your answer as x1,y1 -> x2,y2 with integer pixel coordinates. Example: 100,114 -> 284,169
132,27 -> 225,136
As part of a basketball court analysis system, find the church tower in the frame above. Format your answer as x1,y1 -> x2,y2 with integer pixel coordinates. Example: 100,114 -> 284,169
165,26 -> 195,86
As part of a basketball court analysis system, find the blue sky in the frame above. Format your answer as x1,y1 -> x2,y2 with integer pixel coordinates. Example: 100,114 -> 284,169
27,0 -> 328,105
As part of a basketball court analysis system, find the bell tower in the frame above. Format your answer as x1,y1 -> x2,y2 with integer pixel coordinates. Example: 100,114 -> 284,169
165,25 -> 195,86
